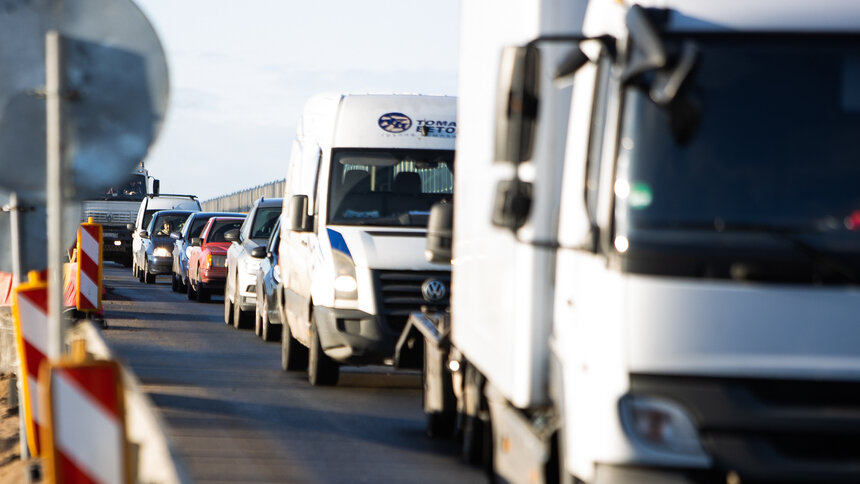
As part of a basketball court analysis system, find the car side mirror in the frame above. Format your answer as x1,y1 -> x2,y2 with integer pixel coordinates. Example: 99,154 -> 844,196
170,231 -> 181,240
138,230 -> 149,238
289,195 -> 313,232
224,229 -> 239,242
425,202 -> 453,264
249,246 -> 267,259
191,237 -> 202,247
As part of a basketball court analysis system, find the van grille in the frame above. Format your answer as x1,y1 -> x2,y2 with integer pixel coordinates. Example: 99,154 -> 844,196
374,270 -> 450,333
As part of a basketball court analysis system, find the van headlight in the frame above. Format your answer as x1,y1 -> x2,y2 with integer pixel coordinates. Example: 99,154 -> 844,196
619,395 -> 706,457
333,250 -> 357,300
242,256 -> 261,274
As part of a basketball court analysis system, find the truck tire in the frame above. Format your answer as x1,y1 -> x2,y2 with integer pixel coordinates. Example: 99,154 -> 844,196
224,285 -> 234,325
308,317 -> 339,386
281,322 -> 308,372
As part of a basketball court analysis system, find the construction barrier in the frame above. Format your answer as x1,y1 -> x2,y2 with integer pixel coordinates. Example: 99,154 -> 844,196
39,358 -> 129,484
11,271 -> 49,456
76,219 -> 103,312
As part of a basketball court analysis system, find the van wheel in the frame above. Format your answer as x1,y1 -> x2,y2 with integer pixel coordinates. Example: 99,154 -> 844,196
224,285 -> 233,324
281,322 -> 308,371
308,317 -> 339,386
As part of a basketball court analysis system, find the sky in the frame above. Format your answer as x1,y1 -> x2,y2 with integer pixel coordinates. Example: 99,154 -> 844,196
134,0 -> 460,201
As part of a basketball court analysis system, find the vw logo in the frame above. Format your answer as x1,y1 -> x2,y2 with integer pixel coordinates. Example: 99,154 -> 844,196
378,112 -> 412,133
106,213 -> 113,223
421,279 -> 447,303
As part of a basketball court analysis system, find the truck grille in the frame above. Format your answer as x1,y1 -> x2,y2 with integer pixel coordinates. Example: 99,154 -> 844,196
630,374 -> 860,482
81,209 -> 134,225
373,270 -> 450,333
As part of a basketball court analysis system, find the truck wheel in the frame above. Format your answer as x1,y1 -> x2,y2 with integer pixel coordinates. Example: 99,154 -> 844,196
423,344 -> 456,438
308,317 -> 339,386
224,286 -> 234,325
281,322 -> 308,372
262,297 -> 280,342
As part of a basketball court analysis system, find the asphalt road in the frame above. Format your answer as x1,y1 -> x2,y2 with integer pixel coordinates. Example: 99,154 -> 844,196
99,263 -> 483,484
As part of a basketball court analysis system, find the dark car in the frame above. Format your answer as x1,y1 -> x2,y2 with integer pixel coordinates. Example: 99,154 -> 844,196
171,211 -> 244,293
136,210 -> 194,284
187,216 -> 246,303
252,218 -> 282,341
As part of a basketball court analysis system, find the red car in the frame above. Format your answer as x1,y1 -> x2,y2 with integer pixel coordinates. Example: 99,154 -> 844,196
187,216 -> 245,303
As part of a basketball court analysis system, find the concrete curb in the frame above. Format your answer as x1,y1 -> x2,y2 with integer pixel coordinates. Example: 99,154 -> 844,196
68,321 -> 193,484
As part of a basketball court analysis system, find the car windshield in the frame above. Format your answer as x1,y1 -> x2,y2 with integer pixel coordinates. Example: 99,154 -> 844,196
150,214 -> 189,236
187,216 -> 213,239
250,207 -> 281,239
327,148 -> 454,227
618,35 -> 860,237
208,220 -> 244,243
97,174 -> 147,201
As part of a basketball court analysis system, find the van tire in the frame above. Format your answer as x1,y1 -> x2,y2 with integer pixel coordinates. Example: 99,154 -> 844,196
262,297 -> 280,342
281,322 -> 308,372
224,285 -> 233,325
308,317 -> 339,386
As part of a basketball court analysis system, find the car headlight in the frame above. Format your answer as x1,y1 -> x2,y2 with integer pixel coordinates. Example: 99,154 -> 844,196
619,395 -> 706,457
153,247 -> 171,258
242,256 -> 261,274
333,250 -> 357,300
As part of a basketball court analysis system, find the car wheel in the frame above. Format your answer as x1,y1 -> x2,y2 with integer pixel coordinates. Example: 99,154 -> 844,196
262,296 -> 280,342
144,263 -> 155,284
132,261 -> 137,278
232,286 -> 252,329
138,262 -> 145,283
254,303 -> 263,337
186,277 -> 197,300
308,315 -> 339,386
281,321 -> 307,372
224,285 -> 233,325
197,285 -> 210,303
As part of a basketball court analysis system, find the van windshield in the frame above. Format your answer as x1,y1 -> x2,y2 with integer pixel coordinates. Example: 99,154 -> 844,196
327,149 -> 454,227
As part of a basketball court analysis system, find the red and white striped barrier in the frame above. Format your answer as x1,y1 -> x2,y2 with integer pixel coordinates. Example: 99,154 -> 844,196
76,220 -> 103,312
40,359 -> 129,484
11,271 -> 49,456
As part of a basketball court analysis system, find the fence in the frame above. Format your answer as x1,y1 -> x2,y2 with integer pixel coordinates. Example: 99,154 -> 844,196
202,179 -> 285,213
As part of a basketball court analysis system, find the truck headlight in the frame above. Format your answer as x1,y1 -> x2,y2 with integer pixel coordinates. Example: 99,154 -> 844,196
333,250 -> 357,300
619,395 -> 706,457
153,247 -> 171,258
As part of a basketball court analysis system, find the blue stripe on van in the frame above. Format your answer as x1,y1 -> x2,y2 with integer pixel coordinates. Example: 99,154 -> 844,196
327,228 -> 352,259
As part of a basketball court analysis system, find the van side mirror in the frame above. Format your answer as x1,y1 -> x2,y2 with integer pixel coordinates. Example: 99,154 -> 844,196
138,230 -> 149,239
425,202 -> 453,264
491,179 -> 532,231
289,195 -> 313,232
494,45 -> 540,164
224,229 -> 239,242
152,179 -> 160,196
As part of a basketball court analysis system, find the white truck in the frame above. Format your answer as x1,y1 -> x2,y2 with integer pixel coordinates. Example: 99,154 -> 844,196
278,93 -> 456,386
80,163 -> 155,267
407,1 -> 860,483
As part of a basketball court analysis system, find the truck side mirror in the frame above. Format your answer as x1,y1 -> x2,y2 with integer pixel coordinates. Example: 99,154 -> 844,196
425,202 -> 453,264
289,195 -> 313,232
494,45 -> 540,164
224,229 -> 239,242
127,223 -> 136,231
491,179 -> 532,231
152,179 -> 160,196
249,246 -> 267,259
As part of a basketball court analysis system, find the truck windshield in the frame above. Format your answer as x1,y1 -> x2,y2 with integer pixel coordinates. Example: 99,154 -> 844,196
616,36 -> 860,282
327,148 -> 454,227
97,174 -> 147,201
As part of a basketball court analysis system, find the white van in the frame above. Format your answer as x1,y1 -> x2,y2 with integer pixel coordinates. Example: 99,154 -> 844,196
279,93 -> 456,385
129,194 -> 201,281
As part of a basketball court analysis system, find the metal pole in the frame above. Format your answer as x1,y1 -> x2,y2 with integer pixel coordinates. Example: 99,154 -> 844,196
8,192 -> 30,462
46,30 -> 63,360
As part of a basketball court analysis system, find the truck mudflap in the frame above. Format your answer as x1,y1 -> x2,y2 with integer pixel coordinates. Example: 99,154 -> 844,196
394,309 -> 449,369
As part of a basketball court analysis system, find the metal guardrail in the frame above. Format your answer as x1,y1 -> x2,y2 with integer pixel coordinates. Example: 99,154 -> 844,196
201,179 -> 285,213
